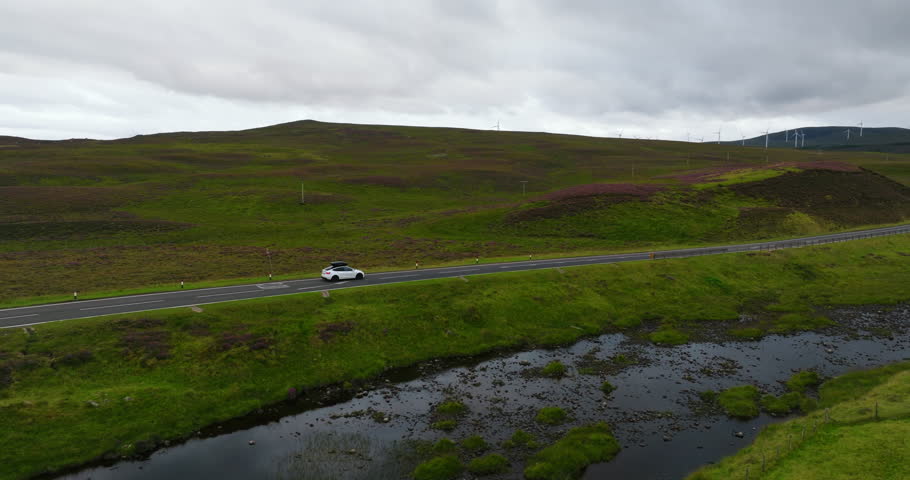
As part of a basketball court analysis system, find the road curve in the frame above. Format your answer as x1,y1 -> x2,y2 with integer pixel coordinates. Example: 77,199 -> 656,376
2,224 -> 909,329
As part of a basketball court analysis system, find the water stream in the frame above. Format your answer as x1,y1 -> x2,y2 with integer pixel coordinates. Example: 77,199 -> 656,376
58,306 -> 909,479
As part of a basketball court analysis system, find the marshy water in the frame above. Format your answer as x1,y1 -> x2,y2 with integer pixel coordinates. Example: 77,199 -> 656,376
58,306 -> 909,480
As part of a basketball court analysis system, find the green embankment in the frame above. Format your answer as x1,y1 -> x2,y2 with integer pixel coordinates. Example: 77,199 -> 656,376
688,362 -> 910,480
0,235 -> 909,479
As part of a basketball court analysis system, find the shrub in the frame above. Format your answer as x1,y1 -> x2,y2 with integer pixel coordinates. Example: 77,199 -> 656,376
468,454 -> 509,476
412,455 -> 463,480
718,385 -> 760,419
503,429 -> 538,449
52,350 -> 94,368
535,407 -> 569,425
786,370 -> 822,393
460,435 -> 488,452
524,423 -> 620,480
541,361 -> 568,378
600,381 -> 616,394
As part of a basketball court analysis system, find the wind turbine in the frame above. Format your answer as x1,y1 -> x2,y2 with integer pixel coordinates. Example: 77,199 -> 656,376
763,128 -> 770,149
857,121 -> 863,137
785,129 -> 789,143
492,121 -> 500,131
686,131 -> 691,142
697,136 -> 705,143
800,131 -> 806,148
617,129 -> 623,139
794,130 -> 800,148
844,128 -> 851,142
715,128 -> 722,144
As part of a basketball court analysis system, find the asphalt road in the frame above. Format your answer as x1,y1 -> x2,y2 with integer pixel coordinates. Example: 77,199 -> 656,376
2,224 -> 909,329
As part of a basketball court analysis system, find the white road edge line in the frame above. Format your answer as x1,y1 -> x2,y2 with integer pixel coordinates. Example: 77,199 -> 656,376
197,290 -> 262,298
80,300 -> 164,311
380,275 -> 418,280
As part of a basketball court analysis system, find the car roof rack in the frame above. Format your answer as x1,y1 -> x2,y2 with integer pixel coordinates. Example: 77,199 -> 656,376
329,261 -> 348,267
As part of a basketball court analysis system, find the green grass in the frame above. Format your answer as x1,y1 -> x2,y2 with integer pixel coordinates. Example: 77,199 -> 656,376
1,235 -> 910,479
459,435 -> 488,452
729,327 -> 764,340
467,453 -> 509,476
523,423 -> 621,480
786,371 -> 821,394
412,455 -> 463,480
688,361 -> 910,480
503,429 -> 538,449
718,385 -> 761,419
760,392 -> 803,416
540,360 -> 568,378
2,120 -> 908,305
600,381 -> 617,394
649,326 -> 689,345
434,400 -> 467,416
535,407 -> 569,425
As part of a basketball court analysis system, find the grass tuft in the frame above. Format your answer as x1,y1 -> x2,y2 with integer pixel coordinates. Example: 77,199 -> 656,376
718,385 -> 761,419
523,423 -> 620,480
535,407 -> 569,425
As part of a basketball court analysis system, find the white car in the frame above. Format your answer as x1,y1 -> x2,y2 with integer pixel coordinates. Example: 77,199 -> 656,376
321,261 -> 365,281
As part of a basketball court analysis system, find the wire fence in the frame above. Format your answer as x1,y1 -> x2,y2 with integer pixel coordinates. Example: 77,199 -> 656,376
738,399 -> 896,479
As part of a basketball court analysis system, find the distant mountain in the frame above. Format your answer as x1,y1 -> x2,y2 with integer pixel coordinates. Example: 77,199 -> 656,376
723,126 -> 910,153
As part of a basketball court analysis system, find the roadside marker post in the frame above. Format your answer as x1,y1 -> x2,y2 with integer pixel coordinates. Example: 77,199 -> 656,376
415,261 -> 419,269
73,291 -> 78,301
180,281 -> 184,289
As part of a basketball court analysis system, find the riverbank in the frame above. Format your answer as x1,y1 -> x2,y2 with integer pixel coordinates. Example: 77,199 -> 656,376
55,306 -> 910,479
689,361 -> 910,479
1,234 -> 909,479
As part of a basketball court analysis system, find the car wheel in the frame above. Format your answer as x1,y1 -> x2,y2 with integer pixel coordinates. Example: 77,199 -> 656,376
331,275 -> 339,281
356,273 -> 363,280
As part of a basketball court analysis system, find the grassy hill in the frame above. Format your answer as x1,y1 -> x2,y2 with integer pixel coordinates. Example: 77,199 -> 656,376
731,126 -> 910,153
1,120 -> 909,304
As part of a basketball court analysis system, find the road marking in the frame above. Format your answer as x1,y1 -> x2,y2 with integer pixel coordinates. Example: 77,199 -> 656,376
499,266 -> 515,269
381,275 -> 418,280
197,290 -> 261,298
257,283 -> 289,290
297,286 -> 323,291
80,300 -> 164,311
0,313 -> 38,320
443,268 -> 477,273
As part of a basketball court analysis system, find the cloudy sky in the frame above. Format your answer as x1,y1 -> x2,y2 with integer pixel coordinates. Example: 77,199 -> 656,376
2,0 -> 909,141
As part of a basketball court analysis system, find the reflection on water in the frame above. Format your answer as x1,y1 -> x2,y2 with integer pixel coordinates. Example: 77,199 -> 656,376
273,432 -> 416,480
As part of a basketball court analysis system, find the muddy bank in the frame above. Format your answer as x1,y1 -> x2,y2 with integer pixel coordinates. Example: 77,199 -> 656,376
57,305 -> 909,480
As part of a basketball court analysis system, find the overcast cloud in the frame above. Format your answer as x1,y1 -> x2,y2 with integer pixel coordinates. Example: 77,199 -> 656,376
1,0 -> 909,140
